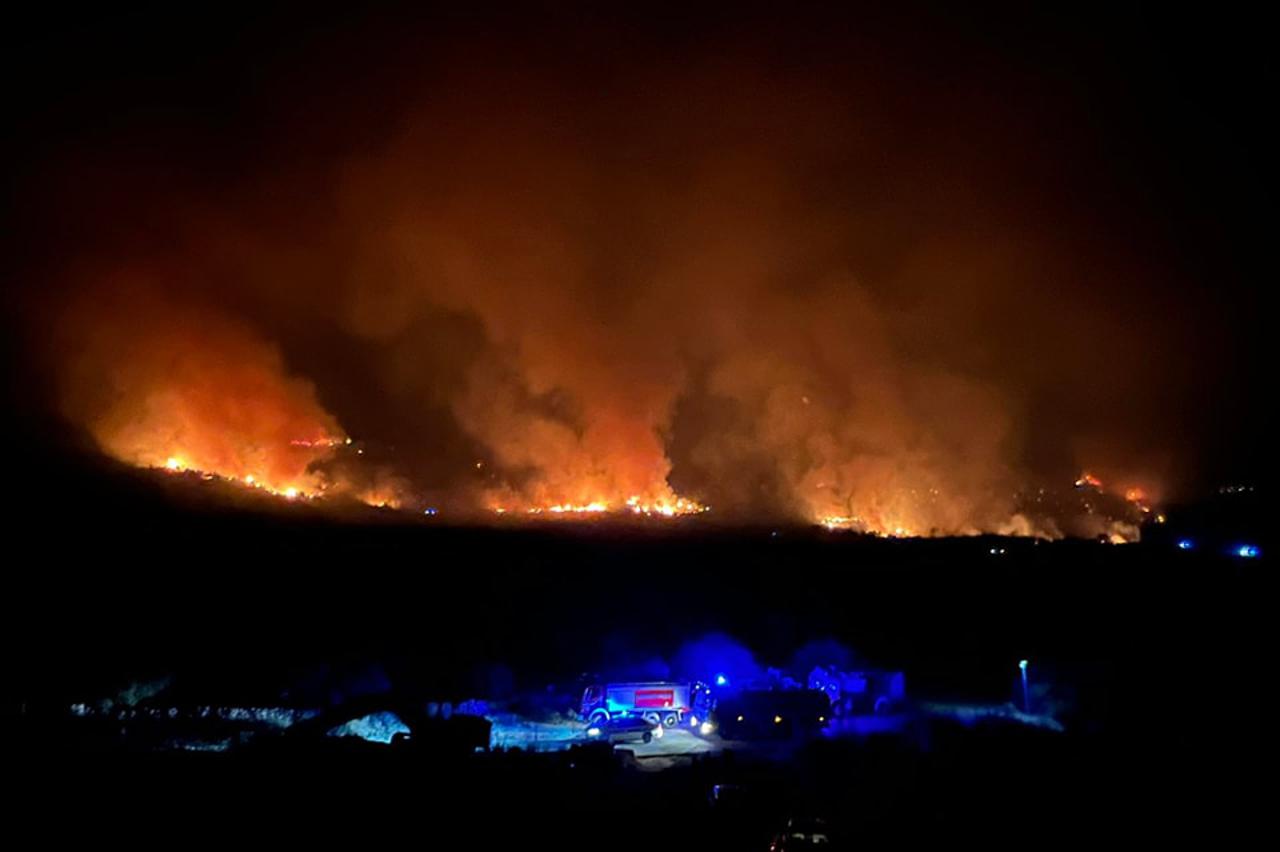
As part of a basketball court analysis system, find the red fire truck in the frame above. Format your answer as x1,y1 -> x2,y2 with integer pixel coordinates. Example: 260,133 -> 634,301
580,682 -> 693,728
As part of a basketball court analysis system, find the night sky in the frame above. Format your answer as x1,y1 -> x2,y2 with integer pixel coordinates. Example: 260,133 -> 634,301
3,3 -> 1271,526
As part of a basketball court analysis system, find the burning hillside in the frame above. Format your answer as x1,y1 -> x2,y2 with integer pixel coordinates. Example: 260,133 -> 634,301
55,284 -> 351,501
18,13 -> 1219,537
493,495 -> 709,520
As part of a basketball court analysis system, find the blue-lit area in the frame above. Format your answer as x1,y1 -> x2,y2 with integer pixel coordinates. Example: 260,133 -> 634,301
1235,544 -> 1260,559
327,710 -> 411,744
671,633 -> 762,689
1177,539 -> 1194,550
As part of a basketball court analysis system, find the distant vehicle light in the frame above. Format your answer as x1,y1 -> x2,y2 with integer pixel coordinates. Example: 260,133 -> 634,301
1236,544 -> 1260,558
689,715 -> 698,727
715,674 -> 728,686
586,727 -> 601,738
736,715 -> 744,722
1018,659 -> 1028,671
818,716 -> 825,722
1177,539 -> 1194,550
700,721 -> 715,735
774,715 -> 782,724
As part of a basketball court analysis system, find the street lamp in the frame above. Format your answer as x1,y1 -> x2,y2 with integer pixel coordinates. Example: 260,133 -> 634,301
1018,659 -> 1030,713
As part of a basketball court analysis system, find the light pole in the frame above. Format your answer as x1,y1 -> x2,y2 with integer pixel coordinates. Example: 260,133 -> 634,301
1018,659 -> 1030,713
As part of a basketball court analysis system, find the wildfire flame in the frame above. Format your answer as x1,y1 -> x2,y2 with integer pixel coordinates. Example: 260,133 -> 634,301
52,289 -> 1163,532
1075,472 -> 1104,489
494,493 -> 709,519
157,451 -> 335,500
1123,486 -> 1153,514
29,39 -> 1188,544
56,285 -> 363,504
818,515 -> 916,537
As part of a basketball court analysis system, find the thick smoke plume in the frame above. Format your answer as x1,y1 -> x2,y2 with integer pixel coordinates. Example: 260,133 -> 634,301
56,281 -> 345,497
28,21 -> 1193,533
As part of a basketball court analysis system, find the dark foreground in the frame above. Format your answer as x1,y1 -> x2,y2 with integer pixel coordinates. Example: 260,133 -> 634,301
13,722 -> 1110,846
4,470 -> 1270,844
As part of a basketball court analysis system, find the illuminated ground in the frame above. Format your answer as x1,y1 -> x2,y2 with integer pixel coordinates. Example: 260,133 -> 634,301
486,713 -> 725,760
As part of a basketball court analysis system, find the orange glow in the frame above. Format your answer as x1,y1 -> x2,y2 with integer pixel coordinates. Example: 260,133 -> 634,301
1123,486 -> 1153,514
493,492 -> 708,520
158,454 -> 327,500
356,488 -> 402,509
58,286 -> 350,500
819,515 -> 917,538
56,287 -> 1165,530
34,43 -> 1190,544
146,430 -> 342,499
1075,472 -> 1104,489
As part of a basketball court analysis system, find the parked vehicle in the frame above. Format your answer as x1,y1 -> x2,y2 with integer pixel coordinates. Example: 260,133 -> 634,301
580,682 -> 691,728
584,713 -> 662,745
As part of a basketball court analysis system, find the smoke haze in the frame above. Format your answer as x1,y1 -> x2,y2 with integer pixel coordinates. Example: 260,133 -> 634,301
7,6 -> 1266,530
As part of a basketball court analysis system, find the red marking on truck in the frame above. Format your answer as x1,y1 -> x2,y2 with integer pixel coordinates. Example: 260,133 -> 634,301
635,689 -> 675,708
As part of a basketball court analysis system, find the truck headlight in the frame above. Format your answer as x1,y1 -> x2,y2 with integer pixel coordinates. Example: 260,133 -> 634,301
700,721 -> 715,736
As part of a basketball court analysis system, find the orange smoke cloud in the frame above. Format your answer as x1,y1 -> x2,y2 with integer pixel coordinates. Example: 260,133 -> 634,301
314,70 -> 1038,532
24,29 -> 1187,534
56,281 -> 345,497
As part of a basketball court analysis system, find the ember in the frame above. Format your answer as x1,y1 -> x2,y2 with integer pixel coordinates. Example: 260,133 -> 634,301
1075,473 -> 1104,490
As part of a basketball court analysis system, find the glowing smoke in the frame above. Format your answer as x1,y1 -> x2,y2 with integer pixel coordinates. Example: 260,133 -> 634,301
55,282 -> 346,498
27,29 -> 1183,532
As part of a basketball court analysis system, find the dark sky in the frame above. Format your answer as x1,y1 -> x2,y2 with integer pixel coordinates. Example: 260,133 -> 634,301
2,3 -> 1272,525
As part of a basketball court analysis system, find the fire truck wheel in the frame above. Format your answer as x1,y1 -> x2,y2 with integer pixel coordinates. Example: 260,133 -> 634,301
643,712 -> 661,726
663,714 -> 678,728
588,710 -> 609,726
